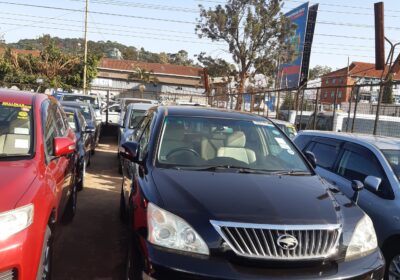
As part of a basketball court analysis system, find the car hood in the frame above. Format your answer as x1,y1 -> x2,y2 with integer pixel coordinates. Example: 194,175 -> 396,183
152,169 -> 340,225
0,160 -> 38,212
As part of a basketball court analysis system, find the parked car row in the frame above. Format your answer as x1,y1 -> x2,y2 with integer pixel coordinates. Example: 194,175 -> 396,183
118,105 -> 386,279
0,90 -> 101,279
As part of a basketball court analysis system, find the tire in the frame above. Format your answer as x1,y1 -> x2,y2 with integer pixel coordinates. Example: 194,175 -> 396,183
36,226 -> 53,280
384,244 -> 400,280
62,185 -> 78,224
77,160 -> 86,192
125,234 -> 143,280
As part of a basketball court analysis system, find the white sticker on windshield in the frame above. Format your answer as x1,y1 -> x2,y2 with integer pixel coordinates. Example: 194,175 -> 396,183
15,139 -> 29,149
14,128 -> 29,135
275,137 -> 295,155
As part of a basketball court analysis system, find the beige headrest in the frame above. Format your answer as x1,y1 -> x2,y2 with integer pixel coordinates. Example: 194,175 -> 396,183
226,131 -> 246,148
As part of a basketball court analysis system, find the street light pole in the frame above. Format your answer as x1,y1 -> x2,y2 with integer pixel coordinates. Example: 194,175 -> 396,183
83,0 -> 89,94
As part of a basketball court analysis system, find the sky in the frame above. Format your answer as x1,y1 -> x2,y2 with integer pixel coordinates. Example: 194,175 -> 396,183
0,0 -> 399,70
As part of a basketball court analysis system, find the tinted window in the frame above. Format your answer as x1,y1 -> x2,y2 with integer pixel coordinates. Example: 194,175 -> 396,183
337,150 -> 383,183
137,113 -> 155,161
293,135 -> 313,150
309,142 -> 340,169
382,149 -> 400,180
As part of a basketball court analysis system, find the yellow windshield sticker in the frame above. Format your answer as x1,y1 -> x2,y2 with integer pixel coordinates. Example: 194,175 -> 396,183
2,102 -> 32,109
18,111 -> 28,118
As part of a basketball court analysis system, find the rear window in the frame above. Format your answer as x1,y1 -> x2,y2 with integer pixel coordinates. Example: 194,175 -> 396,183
63,95 -> 99,110
0,102 -> 33,157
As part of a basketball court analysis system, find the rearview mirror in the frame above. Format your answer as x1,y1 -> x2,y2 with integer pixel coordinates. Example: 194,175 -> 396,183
120,141 -> 139,162
54,137 -> 76,157
364,175 -> 381,192
304,151 -> 317,169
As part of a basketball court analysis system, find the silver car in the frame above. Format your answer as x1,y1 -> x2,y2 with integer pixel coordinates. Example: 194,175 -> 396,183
294,131 -> 400,278
118,103 -> 154,173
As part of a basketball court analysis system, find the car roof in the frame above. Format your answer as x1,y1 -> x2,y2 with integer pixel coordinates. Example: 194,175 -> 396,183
62,94 -> 96,99
60,101 -> 92,108
127,103 -> 155,110
299,130 -> 400,150
0,89 -> 38,105
158,106 -> 270,122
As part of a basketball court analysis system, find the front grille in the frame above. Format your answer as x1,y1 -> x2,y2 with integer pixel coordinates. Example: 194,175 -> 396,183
211,221 -> 341,260
0,269 -> 17,280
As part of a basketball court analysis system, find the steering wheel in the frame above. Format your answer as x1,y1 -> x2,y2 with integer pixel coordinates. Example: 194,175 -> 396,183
166,147 -> 200,159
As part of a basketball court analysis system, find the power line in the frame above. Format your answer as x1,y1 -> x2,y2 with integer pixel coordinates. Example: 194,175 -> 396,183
0,1 -> 196,24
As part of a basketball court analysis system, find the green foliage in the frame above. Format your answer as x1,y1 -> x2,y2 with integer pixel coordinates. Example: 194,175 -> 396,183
308,65 -> 333,80
382,74 -> 394,104
196,0 -> 296,109
197,52 -> 236,77
280,92 -> 295,110
0,39 -> 101,91
8,35 -> 195,66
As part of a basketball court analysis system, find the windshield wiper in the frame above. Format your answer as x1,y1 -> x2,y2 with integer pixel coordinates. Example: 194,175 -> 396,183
190,165 -> 270,174
268,170 -> 312,176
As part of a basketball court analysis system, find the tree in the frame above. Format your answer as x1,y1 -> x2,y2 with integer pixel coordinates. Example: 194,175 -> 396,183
197,52 -> 236,77
308,65 -> 332,80
196,0 -> 296,109
382,74 -> 394,104
129,67 -> 158,98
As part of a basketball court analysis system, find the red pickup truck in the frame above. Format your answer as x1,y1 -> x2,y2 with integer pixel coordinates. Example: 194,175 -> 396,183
0,90 -> 78,279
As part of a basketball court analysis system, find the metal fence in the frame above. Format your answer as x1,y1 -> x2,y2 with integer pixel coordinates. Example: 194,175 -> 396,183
206,81 -> 400,138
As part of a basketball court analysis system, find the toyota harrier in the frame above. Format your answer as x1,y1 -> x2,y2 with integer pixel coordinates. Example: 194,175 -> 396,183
120,106 -> 385,280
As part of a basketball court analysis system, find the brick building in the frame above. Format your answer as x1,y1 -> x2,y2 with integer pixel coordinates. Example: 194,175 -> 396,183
320,62 -> 400,105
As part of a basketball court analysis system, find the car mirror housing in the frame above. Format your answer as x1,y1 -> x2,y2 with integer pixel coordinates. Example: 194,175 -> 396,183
120,141 -> 140,162
85,125 -> 96,134
351,180 -> 364,192
304,151 -> 317,169
364,176 -> 382,192
54,137 -> 76,157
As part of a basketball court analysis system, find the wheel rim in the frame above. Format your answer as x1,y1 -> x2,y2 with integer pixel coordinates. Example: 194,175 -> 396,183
41,238 -> 51,279
389,255 -> 400,280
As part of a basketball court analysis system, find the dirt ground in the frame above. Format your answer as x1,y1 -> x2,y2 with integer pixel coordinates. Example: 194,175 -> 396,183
53,136 -> 127,280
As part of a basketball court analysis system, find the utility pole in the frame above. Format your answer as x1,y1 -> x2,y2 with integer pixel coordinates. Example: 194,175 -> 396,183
83,0 -> 89,94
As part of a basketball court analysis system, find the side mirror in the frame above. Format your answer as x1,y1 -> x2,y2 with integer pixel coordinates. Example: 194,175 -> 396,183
54,137 -> 76,157
304,151 -> 317,169
85,125 -> 96,134
120,141 -> 139,162
364,175 -> 381,192
351,180 -> 364,204
351,180 -> 364,192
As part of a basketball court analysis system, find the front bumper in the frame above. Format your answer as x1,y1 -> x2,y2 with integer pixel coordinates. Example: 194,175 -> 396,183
0,226 -> 44,279
141,242 -> 385,280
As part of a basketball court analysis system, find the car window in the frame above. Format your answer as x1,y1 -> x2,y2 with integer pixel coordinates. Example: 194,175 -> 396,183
382,149 -> 400,180
309,142 -> 340,169
78,105 -> 92,120
42,101 -> 58,161
156,116 -> 310,172
337,150 -> 384,183
54,107 -> 68,136
128,110 -> 146,129
63,95 -> 99,110
293,135 -> 313,150
65,111 -> 77,132
137,113 -> 155,161
0,101 -> 33,157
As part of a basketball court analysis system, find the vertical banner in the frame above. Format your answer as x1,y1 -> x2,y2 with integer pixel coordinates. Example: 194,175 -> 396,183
278,2 -> 309,89
278,2 -> 319,89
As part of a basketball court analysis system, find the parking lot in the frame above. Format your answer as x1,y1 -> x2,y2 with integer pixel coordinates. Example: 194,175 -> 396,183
53,136 -> 126,280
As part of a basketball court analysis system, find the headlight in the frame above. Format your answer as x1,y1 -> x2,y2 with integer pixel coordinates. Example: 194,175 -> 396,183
147,203 -> 209,255
345,215 -> 377,260
0,204 -> 34,241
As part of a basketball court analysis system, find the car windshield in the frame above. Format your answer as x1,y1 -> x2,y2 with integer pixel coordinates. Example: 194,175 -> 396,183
65,112 -> 77,132
382,149 -> 400,180
276,123 -> 297,139
0,102 -> 32,158
128,110 -> 146,129
63,95 -> 99,110
157,116 -> 310,173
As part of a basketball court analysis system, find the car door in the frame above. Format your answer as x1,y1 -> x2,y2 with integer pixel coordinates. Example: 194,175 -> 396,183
332,142 -> 395,243
303,137 -> 343,186
121,113 -> 152,211
42,101 -> 69,218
